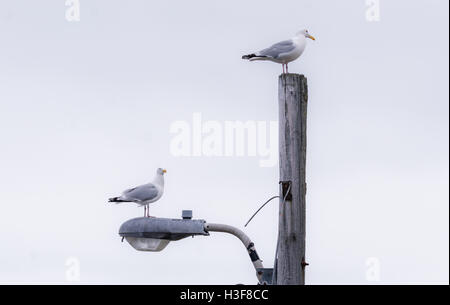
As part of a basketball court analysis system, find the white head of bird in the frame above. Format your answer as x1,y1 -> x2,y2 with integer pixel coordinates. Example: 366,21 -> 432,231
154,168 -> 166,186
157,168 -> 167,176
296,29 -> 316,41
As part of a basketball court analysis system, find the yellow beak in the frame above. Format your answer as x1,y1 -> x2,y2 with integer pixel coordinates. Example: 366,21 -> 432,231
162,169 -> 167,173
308,35 -> 316,41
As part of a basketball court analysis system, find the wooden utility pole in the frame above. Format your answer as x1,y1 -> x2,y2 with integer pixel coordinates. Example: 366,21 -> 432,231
276,74 -> 308,285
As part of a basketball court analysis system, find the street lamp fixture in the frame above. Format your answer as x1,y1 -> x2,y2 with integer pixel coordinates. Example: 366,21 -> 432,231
118,211 -> 272,284
119,216 -> 209,252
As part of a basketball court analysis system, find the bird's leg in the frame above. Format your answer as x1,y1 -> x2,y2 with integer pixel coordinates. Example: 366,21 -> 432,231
146,205 -> 154,218
282,64 -> 285,74
143,206 -> 146,217
286,63 -> 289,74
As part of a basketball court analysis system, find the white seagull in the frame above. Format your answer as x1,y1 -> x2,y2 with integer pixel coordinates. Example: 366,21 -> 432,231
109,168 -> 166,217
242,29 -> 316,74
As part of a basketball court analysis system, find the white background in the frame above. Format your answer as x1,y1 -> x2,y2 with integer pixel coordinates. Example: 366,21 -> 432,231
0,0 -> 448,284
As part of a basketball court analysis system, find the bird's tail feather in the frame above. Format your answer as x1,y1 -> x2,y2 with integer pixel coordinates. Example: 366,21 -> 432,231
242,53 -> 257,60
242,54 -> 269,61
108,197 -> 127,204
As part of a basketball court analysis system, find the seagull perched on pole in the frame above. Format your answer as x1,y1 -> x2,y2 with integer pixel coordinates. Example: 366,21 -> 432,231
242,29 -> 316,74
108,168 -> 166,217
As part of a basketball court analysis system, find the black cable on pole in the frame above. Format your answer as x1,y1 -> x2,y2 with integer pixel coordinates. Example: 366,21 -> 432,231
244,183 -> 292,227
244,196 -> 279,227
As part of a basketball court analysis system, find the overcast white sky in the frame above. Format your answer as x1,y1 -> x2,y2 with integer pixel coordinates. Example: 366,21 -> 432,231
0,0 -> 448,284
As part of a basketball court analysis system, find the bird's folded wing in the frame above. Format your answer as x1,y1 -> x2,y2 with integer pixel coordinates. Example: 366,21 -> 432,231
259,40 -> 296,59
123,187 -> 137,194
122,184 -> 159,202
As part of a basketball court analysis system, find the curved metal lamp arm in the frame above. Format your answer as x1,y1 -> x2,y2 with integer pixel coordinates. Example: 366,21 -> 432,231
204,223 -> 264,283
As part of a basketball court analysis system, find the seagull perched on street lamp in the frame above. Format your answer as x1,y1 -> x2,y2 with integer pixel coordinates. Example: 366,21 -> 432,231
108,168 -> 166,217
242,29 -> 316,74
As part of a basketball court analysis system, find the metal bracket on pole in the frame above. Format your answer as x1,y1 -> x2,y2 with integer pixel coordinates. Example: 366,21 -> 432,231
280,180 -> 292,202
256,268 -> 274,285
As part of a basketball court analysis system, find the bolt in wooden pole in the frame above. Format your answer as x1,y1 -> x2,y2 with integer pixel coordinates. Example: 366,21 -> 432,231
276,74 -> 308,285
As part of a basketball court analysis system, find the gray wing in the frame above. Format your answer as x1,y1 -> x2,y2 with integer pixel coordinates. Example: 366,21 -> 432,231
122,184 -> 159,202
259,40 -> 295,59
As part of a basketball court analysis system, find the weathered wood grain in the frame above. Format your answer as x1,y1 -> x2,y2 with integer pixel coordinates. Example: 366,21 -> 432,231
277,74 -> 308,285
